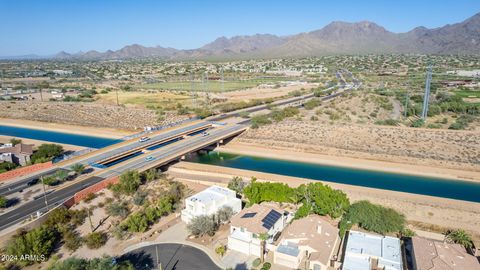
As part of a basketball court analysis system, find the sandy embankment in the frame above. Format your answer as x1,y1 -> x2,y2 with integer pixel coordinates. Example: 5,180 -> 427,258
217,143 -> 480,183
0,118 -> 133,139
168,162 -> 480,241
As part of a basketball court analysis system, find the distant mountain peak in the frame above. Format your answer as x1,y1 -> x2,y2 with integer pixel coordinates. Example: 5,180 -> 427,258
11,11 -> 476,61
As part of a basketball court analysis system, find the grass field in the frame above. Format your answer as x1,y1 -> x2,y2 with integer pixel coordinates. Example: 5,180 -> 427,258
96,91 -> 193,108
134,77 -> 292,92
454,89 -> 480,98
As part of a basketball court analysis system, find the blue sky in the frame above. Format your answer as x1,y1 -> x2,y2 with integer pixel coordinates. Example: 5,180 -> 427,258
1,0 -> 479,56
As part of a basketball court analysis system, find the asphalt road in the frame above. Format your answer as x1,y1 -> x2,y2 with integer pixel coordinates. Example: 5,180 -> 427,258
0,121 -> 211,197
120,243 -> 220,270
0,176 -> 104,231
0,125 -> 245,231
96,124 -> 247,179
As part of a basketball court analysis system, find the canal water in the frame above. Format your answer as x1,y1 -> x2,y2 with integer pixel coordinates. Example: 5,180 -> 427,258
188,151 -> 480,203
0,125 -> 119,148
2,124 -> 479,203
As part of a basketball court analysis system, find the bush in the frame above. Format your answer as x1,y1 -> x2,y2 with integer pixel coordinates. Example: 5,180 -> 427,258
62,230 -> 83,251
251,114 -> 271,129
262,262 -> 272,270
339,200 -> 405,236
304,99 -> 319,110
446,229 -> 473,249
85,231 -> 108,249
187,215 -> 217,237
71,163 -> 85,175
252,258 -> 261,268
215,245 -> 226,256
48,256 -> 133,270
106,201 -> 130,218
83,192 -> 97,203
410,119 -> 424,128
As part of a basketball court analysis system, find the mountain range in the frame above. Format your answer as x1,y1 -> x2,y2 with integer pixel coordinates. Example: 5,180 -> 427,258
4,12 -> 480,60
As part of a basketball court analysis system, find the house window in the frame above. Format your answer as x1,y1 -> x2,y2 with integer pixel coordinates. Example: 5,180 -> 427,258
253,233 -> 258,238
240,227 -> 245,232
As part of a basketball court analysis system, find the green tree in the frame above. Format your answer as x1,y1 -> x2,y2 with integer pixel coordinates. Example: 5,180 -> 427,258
0,196 -> 8,208
339,200 -> 405,236
0,161 -> 17,173
446,229 -> 473,249
187,215 -> 217,237
112,170 -> 142,195
42,175 -> 60,186
71,163 -> 85,175
6,226 -> 58,266
227,176 -> 247,194
9,138 -> 22,145
31,144 -> 64,163
300,182 -> 349,219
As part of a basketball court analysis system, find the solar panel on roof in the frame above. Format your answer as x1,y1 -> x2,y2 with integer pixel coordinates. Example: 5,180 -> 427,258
241,212 -> 257,218
261,210 -> 282,229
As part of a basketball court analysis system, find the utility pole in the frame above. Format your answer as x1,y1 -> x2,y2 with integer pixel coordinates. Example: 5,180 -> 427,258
404,90 -> 409,118
421,65 -> 433,120
116,88 -> 119,106
41,177 -> 49,211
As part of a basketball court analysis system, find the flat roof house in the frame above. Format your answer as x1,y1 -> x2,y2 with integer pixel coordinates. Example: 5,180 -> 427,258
274,215 -> 340,270
0,143 -> 33,166
410,236 -> 480,269
181,185 -> 242,224
228,203 -> 290,257
342,231 -> 402,270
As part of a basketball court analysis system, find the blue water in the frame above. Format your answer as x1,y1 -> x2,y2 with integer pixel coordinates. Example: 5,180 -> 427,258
189,152 -> 480,203
0,125 -> 120,148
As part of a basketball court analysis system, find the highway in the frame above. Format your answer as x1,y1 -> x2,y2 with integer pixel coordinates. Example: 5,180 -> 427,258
0,124 -> 246,231
0,121 -> 211,197
0,176 -> 104,231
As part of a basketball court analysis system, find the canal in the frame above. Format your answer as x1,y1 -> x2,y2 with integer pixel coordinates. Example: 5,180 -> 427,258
0,125 -> 119,148
187,151 -> 480,203
2,124 -> 479,203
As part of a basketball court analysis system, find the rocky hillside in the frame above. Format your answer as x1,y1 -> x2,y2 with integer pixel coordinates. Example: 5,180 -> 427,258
35,12 -> 480,60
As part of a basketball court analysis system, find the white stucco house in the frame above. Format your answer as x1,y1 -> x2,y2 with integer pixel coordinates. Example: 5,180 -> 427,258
181,185 -> 242,224
227,203 -> 291,257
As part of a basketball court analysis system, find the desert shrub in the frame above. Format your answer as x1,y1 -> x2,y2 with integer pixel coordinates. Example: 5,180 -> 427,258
62,230 -> 83,251
85,231 -> 108,249
215,245 -> 226,256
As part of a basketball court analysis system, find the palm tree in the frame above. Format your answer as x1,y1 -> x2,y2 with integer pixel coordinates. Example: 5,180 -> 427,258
55,170 -> 69,182
259,233 -> 269,263
71,163 -> 85,175
446,229 -> 473,249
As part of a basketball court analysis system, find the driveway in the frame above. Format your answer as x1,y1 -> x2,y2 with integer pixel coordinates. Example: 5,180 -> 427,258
120,243 -> 220,270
